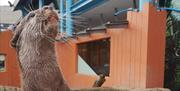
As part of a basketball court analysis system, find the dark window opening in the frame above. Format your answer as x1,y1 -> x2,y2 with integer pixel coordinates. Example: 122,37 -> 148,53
78,38 -> 110,76
0,53 -> 6,72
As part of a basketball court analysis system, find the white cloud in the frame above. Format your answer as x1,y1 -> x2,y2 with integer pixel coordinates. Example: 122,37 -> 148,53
0,0 -> 15,6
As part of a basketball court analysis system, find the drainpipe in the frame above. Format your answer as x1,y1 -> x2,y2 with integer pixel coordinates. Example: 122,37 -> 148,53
66,0 -> 73,36
139,0 -> 152,11
60,0 -> 64,33
39,0 -> 44,8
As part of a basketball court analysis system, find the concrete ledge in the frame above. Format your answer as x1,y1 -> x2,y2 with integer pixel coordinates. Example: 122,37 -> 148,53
73,88 -> 170,91
0,86 -> 21,91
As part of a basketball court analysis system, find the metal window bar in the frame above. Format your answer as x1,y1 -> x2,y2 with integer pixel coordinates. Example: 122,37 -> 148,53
39,0 -> 44,8
61,0 -> 108,36
60,0 -> 65,33
66,0 -> 73,36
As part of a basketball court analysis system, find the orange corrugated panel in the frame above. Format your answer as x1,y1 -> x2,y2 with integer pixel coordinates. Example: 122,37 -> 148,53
146,5 -> 166,88
0,31 -> 20,87
55,4 -> 166,89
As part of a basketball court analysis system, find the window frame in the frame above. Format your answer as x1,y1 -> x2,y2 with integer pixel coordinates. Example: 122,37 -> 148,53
0,53 -> 6,72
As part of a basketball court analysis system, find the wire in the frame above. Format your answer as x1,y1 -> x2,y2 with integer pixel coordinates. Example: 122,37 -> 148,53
114,8 -> 134,16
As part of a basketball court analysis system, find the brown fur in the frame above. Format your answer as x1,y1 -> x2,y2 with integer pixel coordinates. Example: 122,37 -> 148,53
11,6 -> 70,91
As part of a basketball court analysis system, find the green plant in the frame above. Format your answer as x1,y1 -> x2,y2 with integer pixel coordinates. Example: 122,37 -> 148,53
164,0 -> 180,91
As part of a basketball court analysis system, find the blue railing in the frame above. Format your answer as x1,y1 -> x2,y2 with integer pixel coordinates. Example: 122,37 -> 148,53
38,0 -> 180,36
158,8 -> 180,13
71,0 -> 108,15
114,0 -> 180,16
71,0 -> 92,14
66,0 -> 73,36
60,0 -> 108,36
60,0 -> 64,33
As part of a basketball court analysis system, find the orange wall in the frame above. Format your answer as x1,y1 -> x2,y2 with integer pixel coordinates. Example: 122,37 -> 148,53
146,4 -> 166,88
106,4 -> 166,88
55,33 -> 110,89
55,4 -> 166,89
0,31 -> 20,87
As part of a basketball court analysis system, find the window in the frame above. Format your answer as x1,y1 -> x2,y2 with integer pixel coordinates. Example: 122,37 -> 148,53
77,38 -> 110,76
0,53 -> 6,72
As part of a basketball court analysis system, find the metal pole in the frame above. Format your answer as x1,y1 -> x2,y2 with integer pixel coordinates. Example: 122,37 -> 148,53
60,0 -> 64,33
39,0 -> 44,8
139,0 -> 152,11
66,0 -> 73,36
